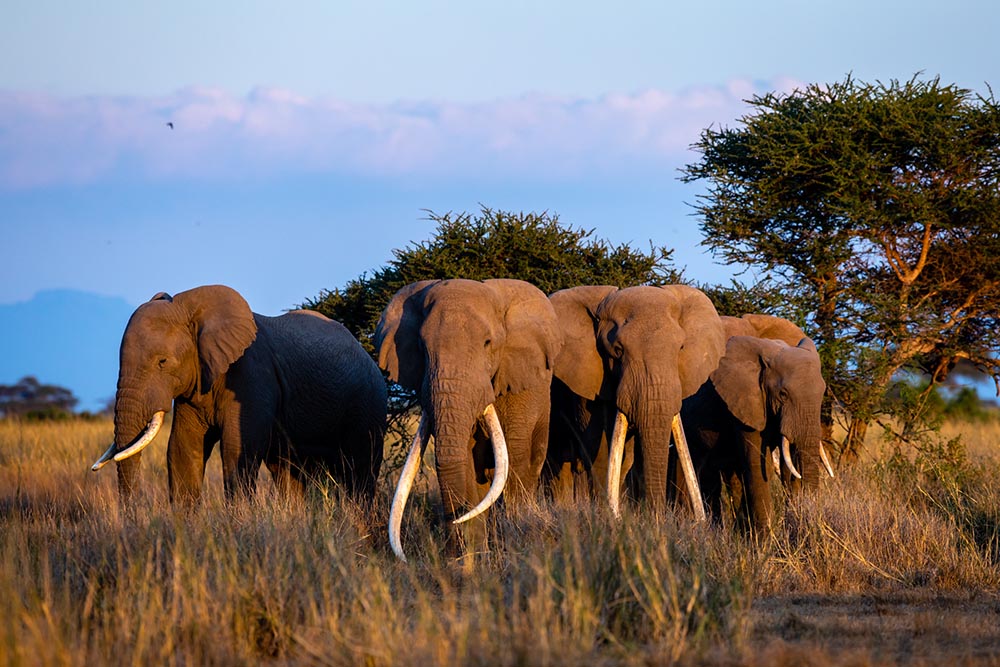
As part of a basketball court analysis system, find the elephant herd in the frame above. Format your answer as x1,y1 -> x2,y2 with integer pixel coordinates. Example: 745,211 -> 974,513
91,281 -> 834,561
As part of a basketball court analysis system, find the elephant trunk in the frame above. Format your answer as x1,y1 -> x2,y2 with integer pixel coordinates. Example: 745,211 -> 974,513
92,385 -> 168,501
632,399 -> 676,515
428,386 -> 483,521
388,402 -> 509,562
609,369 -> 704,517
780,401 -> 826,490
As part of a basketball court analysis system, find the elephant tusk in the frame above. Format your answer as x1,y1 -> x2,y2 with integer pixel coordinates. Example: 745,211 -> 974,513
672,414 -> 707,522
91,442 -> 118,471
771,447 -> 781,476
111,411 -> 166,463
781,435 -> 802,480
453,404 -> 509,526
389,414 -> 431,562
819,441 -> 836,478
606,410 -> 629,519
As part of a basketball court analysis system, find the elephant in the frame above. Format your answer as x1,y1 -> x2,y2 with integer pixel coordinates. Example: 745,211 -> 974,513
91,285 -> 386,508
676,313 -> 835,533
375,278 -> 561,561
542,284 -> 727,518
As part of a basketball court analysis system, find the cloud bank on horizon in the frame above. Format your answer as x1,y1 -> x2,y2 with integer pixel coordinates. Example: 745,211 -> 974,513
1,78 -> 801,191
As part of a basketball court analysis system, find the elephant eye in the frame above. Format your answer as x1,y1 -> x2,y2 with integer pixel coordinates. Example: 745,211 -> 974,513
484,338 -> 492,348
158,357 -> 169,369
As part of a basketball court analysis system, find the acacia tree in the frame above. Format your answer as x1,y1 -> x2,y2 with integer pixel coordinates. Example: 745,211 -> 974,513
303,206 -> 679,353
682,75 -> 1000,458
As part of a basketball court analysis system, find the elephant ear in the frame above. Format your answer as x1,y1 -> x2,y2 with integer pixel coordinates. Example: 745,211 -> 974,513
548,285 -> 618,400
665,285 -> 727,398
710,335 -> 770,431
487,279 -> 563,396
374,280 -> 439,390
175,285 -> 258,390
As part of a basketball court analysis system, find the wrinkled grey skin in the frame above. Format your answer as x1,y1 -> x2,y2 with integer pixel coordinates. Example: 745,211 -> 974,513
375,279 -> 561,552
677,314 -> 826,533
102,285 -> 386,507
543,285 -> 726,513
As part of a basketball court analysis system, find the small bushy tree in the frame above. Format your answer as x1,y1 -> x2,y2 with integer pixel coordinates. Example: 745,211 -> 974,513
302,206 -> 681,460
303,207 -> 680,354
0,376 -> 78,420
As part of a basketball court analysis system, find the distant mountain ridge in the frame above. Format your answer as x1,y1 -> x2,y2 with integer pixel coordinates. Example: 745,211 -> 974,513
0,289 -> 136,413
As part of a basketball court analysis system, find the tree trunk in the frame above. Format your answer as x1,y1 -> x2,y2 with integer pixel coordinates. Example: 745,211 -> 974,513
815,274 -> 842,466
841,416 -> 869,463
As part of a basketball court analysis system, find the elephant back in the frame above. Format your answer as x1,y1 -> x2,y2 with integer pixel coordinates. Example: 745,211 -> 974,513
722,314 -> 807,348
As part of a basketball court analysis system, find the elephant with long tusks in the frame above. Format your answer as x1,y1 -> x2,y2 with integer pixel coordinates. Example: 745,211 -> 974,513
376,279 -> 561,561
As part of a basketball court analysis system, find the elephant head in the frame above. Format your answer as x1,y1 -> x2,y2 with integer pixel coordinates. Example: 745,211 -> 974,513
710,335 -> 833,490
720,313 -> 835,484
91,285 -> 257,501
551,284 -> 726,517
375,278 -> 560,560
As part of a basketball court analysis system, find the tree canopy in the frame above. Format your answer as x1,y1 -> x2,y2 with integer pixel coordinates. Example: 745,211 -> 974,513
302,207 -> 680,354
682,75 -> 1000,455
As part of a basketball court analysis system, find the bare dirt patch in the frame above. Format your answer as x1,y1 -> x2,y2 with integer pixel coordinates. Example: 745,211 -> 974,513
700,592 -> 1000,667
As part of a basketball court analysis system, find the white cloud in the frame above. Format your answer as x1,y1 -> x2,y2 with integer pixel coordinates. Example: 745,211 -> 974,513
0,79 -> 801,189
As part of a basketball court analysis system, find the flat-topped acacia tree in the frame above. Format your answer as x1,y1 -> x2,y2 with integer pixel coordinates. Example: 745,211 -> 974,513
682,75 -> 1000,458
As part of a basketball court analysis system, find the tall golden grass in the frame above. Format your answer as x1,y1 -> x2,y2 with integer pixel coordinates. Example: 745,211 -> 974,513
1,417 -> 998,666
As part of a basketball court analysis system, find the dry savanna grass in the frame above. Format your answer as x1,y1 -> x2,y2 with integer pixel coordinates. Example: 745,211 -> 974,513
1,417 -> 999,666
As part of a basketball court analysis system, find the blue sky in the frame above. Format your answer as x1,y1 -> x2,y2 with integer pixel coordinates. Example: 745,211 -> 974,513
2,0 -> 998,409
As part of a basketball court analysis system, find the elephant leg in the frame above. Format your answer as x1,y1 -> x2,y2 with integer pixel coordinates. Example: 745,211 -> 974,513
544,385 -> 581,504
544,461 -> 576,504
115,454 -> 143,506
265,455 -> 301,499
218,405 -> 271,502
336,427 -> 383,505
742,432 -> 774,536
492,391 -> 544,509
528,392 -> 554,495
725,470 -> 746,522
262,422 -> 301,497
454,429 -> 492,560
167,404 -> 215,509
700,466 -> 725,524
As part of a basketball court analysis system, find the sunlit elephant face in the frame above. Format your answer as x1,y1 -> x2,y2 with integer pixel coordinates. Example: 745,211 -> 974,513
593,285 -> 724,423
595,287 -> 685,419
416,281 -> 504,416
119,301 -> 199,407
113,286 -> 257,448
763,343 -> 826,445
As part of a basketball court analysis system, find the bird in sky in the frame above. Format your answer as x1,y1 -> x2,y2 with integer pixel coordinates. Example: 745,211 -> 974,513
166,121 -> 174,129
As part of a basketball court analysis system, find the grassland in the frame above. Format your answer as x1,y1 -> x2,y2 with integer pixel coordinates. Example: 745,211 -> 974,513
1,418 -> 999,666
